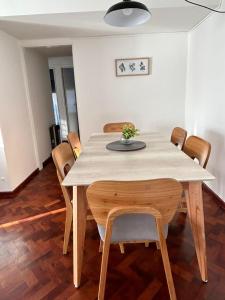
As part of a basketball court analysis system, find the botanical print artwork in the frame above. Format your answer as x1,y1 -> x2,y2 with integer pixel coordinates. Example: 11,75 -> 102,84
115,57 -> 151,76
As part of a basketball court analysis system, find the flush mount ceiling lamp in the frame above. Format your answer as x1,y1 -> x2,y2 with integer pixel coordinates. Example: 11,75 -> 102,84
104,0 -> 151,27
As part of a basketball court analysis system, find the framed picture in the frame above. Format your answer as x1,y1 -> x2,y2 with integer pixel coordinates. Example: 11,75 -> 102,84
115,57 -> 151,77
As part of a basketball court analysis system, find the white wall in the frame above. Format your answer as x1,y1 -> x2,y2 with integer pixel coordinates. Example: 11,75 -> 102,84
0,30 -> 37,191
23,48 -> 54,168
186,5 -> 225,200
73,33 -> 188,143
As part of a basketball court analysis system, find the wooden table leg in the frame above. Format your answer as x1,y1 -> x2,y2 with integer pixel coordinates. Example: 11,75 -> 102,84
186,181 -> 208,282
73,185 -> 87,287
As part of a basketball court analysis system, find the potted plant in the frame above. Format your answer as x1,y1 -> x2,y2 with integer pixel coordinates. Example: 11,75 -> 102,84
121,125 -> 139,144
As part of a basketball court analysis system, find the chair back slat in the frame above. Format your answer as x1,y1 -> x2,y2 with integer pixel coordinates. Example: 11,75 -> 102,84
171,127 -> 187,149
52,143 -> 74,205
52,143 -> 74,180
87,179 -> 182,226
67,132 -> 82,158
183,136 -> 211,168
103,122 -> 135,133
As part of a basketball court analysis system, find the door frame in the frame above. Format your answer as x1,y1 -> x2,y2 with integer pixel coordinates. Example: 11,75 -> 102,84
61,67 -> 80,137
20,40 -> 81,167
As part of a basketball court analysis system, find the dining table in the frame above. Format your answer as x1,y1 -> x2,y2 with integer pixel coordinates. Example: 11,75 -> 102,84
62,131 -> 215,288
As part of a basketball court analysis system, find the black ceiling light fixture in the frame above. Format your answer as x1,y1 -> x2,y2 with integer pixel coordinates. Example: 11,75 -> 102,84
104,0 -> 151,27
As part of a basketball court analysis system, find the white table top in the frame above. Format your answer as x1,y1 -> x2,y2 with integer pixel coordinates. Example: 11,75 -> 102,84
63,132 -> 215,186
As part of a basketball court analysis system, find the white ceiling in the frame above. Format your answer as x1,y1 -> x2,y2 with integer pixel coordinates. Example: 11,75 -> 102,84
0,0 -> 221,40
0,0 -> 220,16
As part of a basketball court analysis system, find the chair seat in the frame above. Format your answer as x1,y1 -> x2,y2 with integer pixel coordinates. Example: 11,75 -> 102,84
97,214 -> 168,243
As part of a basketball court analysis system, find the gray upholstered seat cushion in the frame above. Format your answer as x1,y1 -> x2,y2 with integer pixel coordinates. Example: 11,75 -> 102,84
97,214 -> 168,243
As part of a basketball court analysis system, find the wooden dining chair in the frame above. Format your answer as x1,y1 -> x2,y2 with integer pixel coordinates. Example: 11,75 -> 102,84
52,143 -> 74,254
67,131 -> 82,159
171,127 -> 187,150
87,179 -> 182,300
52,143 -> 75,254
103,122 -> 135,133
178,135 -> 211,213
183,135 -> 211,168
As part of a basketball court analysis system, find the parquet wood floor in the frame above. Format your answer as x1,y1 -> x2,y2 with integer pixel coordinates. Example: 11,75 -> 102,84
0,162 -> 225,300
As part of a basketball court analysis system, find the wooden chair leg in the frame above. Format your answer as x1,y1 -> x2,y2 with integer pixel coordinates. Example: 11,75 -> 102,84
156,219 -> 177,300
98,222 -> 113,300
119,243 -> 125,254
177,184 -> 188,213
182,189 -> 189,213
156,241 -> 160,250
145,242 -> 150,248
63,206 -> 72,255
99,240 -> 103,253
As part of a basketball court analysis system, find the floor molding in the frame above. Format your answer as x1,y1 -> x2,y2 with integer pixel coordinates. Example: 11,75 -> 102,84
0,156 -> 53,199
203,183 -> 225,210
0,168 -> 39,199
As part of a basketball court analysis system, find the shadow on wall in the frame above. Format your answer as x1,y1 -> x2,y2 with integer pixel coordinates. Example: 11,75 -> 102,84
204,129 -> 225,200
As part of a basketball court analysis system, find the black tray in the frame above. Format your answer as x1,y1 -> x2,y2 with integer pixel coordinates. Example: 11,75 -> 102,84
106,140 -> 146,151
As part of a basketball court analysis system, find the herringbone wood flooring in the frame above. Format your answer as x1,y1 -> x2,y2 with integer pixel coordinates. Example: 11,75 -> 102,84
0,162 -> 225,299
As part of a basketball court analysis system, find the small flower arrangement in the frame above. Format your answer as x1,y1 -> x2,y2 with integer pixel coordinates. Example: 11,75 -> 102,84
122,125 -> 139,141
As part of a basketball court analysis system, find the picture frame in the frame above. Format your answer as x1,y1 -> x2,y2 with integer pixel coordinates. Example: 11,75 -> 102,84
115,57 -> 152,77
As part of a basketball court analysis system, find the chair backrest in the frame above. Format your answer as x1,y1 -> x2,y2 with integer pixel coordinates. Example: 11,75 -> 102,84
183,135 -> 211,168
52,143 -> 75,205
67,132 -> 82,158
87,179 -> 182,226
103,122 -> 135,133
171,127 -> 187,149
